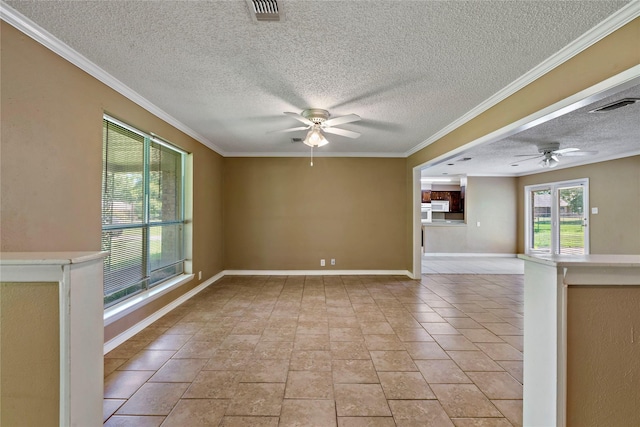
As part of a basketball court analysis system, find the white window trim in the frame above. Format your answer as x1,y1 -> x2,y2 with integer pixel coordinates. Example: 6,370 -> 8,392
104,273 -> 194,326
524,178 -> 589,255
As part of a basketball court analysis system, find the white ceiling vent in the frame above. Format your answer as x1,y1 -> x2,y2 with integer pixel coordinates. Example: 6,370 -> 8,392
247,0 -> 281,22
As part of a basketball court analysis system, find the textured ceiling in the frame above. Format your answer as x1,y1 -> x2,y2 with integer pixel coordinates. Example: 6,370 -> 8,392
4,0 -> 637,170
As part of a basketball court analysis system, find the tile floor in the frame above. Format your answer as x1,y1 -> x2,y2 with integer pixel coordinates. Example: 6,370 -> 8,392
104,273 -> 524,426
422,256 -> 524,275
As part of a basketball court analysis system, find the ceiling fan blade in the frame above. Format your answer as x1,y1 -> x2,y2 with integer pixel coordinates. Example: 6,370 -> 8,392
513,154 -> 544,162
514,154 -> 542,157
322,127 -> 361,139
267,126 -> 310,134
553,147 -> 580,155
323,114 -> 361,127
561,150 -> 598,156
283,112 -> 314,126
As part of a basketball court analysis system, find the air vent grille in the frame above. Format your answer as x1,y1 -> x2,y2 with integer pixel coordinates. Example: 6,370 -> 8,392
590,98 -> 640,113
250,0 -> 280,21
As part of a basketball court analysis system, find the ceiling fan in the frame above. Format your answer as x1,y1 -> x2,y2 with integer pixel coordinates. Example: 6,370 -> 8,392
271,108 -> 361,146
270,108 -> 362,166
512,142 -> 598,168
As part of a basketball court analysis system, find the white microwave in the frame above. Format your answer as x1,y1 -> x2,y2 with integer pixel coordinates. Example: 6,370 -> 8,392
431,200 -> 449,212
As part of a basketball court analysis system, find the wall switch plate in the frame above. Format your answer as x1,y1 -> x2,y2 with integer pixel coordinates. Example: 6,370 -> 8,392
477,221 -> 481,227
592,207 -> 598,214
320,259 -> 325,267
198,271 -> 202,280
331,259 -> 336,265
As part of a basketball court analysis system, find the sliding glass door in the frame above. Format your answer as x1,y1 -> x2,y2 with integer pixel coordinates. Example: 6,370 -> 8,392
526,179 -> 589,255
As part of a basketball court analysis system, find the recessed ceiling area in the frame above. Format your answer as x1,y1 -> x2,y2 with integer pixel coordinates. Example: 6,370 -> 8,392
421,81 -> 640,178
3,0 -> 635,158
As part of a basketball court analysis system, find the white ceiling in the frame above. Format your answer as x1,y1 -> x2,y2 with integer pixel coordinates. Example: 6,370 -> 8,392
3,0 -> 639,174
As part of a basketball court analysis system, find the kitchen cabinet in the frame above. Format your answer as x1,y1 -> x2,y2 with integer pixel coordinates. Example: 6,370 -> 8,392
421,190 -> 431,203
450,191 -> 462,213
430,190 -> 446,201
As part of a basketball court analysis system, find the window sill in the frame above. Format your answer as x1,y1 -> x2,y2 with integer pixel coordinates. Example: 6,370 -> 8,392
104,273 -> 194,326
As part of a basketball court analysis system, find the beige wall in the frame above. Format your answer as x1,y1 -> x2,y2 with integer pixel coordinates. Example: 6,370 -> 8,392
566,285 -> 640,427
517,156 -> 640,254
424,177 -> 517,254
1,22 -> 225,339
1,282 -> 60,426
223,157 -> 407,270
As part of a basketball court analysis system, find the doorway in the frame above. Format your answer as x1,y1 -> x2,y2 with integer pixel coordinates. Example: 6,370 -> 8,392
525,179 -> 589,255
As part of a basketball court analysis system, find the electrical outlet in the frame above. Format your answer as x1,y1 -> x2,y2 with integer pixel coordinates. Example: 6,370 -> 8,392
477,221 -> 481,227
331,259 -> 336,265
320,259 -> 325,267
198,271 -> 202,280
592,207 -> 598,214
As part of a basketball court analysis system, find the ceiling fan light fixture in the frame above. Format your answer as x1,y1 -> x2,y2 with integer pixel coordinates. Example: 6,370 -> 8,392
539,155 -> 559,168
303,126 -> 329,147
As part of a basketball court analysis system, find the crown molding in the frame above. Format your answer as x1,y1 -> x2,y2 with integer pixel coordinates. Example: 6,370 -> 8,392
223,150 -> 406,158
415,66 -> 640,177
405,1 -> 640,157
3,0 -> 637,160
0,1 -> 226,156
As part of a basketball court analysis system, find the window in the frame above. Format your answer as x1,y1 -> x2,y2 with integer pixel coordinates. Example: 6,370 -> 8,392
101,116 -> 186,307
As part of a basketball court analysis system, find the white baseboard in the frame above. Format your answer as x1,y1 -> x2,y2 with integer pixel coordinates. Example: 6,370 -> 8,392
223,269 -> 412,276
103,268 -> 412,354
103,271 -> 224,354
423,253 -> 517,258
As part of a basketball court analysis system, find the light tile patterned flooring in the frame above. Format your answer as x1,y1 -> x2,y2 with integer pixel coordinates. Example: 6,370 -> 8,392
104,272 -> 524,426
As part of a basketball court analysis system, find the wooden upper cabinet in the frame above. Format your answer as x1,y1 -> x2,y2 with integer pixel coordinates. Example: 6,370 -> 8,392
430,191 -> 448,201
450,191 -> 461,213
421,191 -> 431,203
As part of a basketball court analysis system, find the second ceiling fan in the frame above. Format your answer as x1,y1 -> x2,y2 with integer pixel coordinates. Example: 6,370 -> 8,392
513,142 -> 598,168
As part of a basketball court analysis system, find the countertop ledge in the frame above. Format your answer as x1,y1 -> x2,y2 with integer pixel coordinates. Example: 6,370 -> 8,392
422,221 -> 466,227
517,253 -> 640,268
0,251 -> 109,265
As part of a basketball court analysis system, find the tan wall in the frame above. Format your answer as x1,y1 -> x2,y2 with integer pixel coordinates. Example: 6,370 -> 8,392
424,177 -> 517,254
406,18 -> 640,269
516,156 -> 640,254
1,22 -> 225,340
566,285 -> 640,427
223,157 -> 407,270
1,282 -> 60,426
